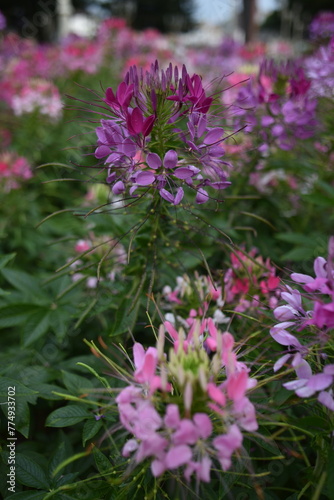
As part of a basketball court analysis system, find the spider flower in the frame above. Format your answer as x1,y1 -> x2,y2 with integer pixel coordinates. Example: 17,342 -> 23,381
116,321 -> 258,482
270,237 -> 334,411
94,60 -> 232,205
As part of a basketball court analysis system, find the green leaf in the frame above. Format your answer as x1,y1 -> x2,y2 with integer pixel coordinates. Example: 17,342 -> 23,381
275,233 -> 311,245
61,370 -> 93,395
110,294 -> 141,337
0,377 -> 38,402
326,449 -> 334,499
82,418 -> 103,446
93,445 -> 113,476
15,453 -> 50,490
8,492 -> 48,500
23,310 -> 51,346
1,268 -> 42,296
0,253 -> 16,270
281,246 -> 315,261
0,304 -> 44,328
46,405 -> 90,427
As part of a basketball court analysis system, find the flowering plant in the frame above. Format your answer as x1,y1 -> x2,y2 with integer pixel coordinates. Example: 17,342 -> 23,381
114,320 -> 258,483
93,60 -> 232,205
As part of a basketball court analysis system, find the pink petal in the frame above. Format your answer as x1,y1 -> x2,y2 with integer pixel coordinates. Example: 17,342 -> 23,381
165,445 -> 192,468
122,439 -> 138,457
164,404 -> 180,428
130,107 -> 144,134
207,382 -> 226,406
151,459 -> 166,477
172,419 -> 198,445
193,413 -> 213,439
133,342 -> 145,369
227,371 -> 248,401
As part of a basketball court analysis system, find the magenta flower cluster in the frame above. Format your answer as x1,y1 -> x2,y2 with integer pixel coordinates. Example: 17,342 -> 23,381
270,237 -> 334,411
232,60 -> 318,151
309,11 -> 334,41
116,321 -> 258,482
95,60 -> 231,205
0,151 -> 33,192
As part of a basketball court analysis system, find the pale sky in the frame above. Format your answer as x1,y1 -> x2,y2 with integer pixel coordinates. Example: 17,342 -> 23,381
194,0 -> 278,24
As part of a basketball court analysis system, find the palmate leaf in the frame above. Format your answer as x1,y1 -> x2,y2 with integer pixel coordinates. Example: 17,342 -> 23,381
22,310 -> 51,346
1,268 -> 44,297
0,303 -> 45,328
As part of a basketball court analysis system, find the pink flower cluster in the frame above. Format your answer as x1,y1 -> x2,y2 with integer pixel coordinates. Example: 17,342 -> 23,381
60,35 -> 105,74
271,237 -> 334,411
116,321 -> 258,482
0,151 -> 33,192
94,60 -> 232,205
9,79 -> 63,120
232,60 -> 318,151
224,248 -> 280,312
162,249 -> 280,324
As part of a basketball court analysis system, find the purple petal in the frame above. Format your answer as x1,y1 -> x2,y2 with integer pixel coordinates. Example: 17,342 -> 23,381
196,188 -> 209,204
173,167 -> 197,179
106,172 -> 116,184
318,391 -> 334,410
203,127 -> 224,145
324,364 -> 334,375
283,379 -> 307,391
198,114 -> 207,137
159,189 -> 174,203
314,256 -> 327,278
95,145 -> 111,159
306,373 -> 333,392
290,272 -> 313,284
270,324 -> 301,347
293,357 -> 312,379
112,180 -> 125,195
173,187 -> 184,205
274,305 -> 298,321
163,150 -> 178,169
146,153 -> 162,169
121,138 -> 137,157
209,181 -> 232,190
273,353 -> 291,372
135,171 -> 156,186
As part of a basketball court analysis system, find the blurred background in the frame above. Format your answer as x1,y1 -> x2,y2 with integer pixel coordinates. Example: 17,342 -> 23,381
1,0 -> 333,43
